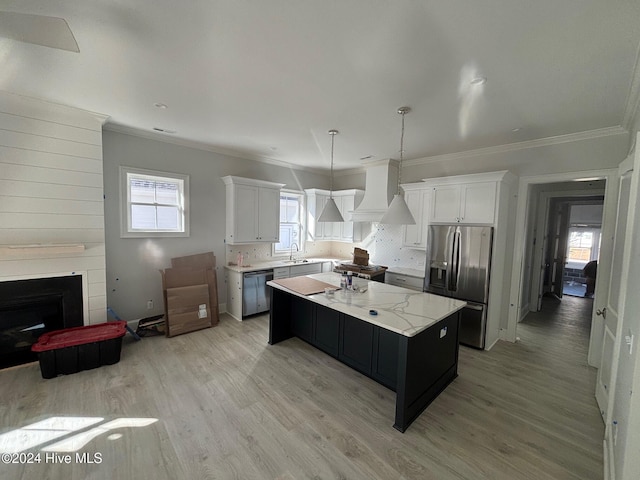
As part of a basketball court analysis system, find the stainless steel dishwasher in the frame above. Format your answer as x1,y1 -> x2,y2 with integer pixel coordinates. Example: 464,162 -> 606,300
242,270 -> 274,317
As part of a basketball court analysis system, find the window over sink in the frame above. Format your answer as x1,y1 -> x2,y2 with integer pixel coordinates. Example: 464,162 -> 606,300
273,191 -> 304,255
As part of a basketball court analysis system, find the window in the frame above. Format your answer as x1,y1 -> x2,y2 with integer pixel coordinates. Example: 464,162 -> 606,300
273,192 -> 304,255
120,167 -> 189,238
566,227 -> 601,269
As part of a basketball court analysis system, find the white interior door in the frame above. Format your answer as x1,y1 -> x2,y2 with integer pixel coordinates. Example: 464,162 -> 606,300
550,201 -> 570,297
596,169 -> 631,419
599,137 -> 640,480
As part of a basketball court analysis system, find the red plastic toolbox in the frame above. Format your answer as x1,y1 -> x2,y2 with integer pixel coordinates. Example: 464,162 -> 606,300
31,321 -> 127,379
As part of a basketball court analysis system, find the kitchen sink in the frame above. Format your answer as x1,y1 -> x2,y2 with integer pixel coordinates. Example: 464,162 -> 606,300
282,259 -> 309,264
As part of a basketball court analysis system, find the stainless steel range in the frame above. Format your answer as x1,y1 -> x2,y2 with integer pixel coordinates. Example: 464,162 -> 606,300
333,263 -> 387,282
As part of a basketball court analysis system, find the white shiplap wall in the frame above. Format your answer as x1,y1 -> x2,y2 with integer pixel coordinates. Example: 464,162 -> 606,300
0,91 -> 108,324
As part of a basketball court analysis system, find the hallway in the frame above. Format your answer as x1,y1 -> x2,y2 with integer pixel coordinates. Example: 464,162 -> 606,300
518,294 -> 594,362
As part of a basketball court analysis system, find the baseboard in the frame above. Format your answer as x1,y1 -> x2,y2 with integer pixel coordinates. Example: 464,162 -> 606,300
603,438 -> 612,480
485,336 -> 500,351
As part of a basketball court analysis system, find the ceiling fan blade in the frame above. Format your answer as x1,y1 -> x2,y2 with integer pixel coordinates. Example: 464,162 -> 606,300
0,11 -> 79,52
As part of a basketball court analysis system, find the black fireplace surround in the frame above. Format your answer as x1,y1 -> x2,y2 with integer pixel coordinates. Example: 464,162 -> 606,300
0,275 -> 83,369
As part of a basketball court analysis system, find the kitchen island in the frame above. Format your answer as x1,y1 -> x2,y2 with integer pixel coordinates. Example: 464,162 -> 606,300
267,272 -> 466,432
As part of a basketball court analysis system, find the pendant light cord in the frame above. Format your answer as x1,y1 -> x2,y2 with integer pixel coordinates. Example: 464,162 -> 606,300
330,131 -> 335,199
398,110 -> 405,195
328,129 -> 338,200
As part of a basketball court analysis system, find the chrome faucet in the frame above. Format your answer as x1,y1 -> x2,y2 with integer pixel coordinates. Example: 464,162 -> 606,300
289,243 -> 299,261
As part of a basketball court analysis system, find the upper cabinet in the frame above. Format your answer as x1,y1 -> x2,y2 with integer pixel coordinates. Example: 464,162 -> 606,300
222,176 -> 285,244
425,173 -> 510,225
305,189 -> 365,243
401,183 -> 432,250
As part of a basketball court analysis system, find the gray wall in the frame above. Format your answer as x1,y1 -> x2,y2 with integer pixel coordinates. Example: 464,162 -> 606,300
102,129 -> 328,320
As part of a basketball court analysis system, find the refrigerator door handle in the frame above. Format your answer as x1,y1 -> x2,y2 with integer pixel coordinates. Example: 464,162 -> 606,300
464,303 -> 484,311
445,228 -> 453,292
449,230 -> 461,291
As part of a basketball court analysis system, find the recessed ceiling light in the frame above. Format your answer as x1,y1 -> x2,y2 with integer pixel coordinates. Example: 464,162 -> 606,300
152,127 -> 176,134
154,103 -> 168,109
511,127 -> 522,132
470,76 -> 487,86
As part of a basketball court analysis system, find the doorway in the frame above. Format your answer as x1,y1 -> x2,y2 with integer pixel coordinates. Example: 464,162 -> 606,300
507,168 -> 619,371
563,204 -> 604,298
538,197 -> 605,301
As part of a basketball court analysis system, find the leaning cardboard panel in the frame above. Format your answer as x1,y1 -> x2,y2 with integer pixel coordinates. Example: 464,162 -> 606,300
160,267 -> 213,337
169,252 -> 219,326
165,284 -> 211,337
171,252 -> 216,269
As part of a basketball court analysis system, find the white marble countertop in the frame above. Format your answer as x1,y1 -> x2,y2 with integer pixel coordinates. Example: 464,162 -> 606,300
385,267 -> 426,278
267,272 -> 466,337
224,257 -> 347,273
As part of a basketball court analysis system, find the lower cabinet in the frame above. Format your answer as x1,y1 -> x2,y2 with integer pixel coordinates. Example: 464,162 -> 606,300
287,295 -> 401,391
290,296 -> 314,343
372,328 -> 400,389
314,305 -> 340,357
338,315 -> 374,374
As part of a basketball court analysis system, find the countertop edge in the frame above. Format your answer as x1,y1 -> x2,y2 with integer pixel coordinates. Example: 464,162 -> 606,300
267,273 -> 466,337
224,258 -> 345,273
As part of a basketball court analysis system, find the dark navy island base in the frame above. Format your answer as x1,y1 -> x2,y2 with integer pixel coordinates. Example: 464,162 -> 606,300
268,287 -> 461,432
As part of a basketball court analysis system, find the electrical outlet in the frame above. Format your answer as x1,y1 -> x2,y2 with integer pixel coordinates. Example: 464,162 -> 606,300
147,300 -> 153,310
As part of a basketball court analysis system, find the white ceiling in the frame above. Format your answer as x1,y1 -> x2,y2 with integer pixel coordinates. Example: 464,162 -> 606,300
1,1 -> 639,171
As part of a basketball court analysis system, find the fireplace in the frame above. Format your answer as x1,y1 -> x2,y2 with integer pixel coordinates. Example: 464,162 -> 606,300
0,275 -> 83,369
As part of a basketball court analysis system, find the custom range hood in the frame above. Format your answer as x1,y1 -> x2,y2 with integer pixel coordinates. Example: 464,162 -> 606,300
349,158 -> 399,223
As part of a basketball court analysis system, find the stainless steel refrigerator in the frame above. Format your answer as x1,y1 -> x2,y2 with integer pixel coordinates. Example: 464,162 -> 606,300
423,225 -> 493,349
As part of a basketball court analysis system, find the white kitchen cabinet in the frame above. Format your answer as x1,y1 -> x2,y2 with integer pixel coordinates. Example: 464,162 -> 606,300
401,183 -> 432,250
222,176 -> 285,244
305,189 -> 365,242
273,262 -> 325,280
428,179 -> 497,224
225,269 -> 243,321
385,271 -> 424,291
273,266 -> 290,279
289,263 -> 322,277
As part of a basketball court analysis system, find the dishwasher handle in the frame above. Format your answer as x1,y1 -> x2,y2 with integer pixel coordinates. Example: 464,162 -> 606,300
244,270 -> 274,278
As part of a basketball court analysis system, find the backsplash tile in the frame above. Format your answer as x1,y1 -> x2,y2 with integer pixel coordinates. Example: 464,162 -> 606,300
226,241 -> 332,265
330,223 -> 427,269
226,224 -> 426,270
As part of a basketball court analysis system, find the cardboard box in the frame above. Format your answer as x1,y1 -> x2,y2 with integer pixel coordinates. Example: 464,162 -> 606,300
171,252 -> 216,269
165,284 -> 211,337
353,248 -> 369,266
160,252 -> 220,337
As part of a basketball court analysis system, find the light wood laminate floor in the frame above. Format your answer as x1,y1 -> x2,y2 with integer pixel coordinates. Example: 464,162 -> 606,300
0,296 -> 603,479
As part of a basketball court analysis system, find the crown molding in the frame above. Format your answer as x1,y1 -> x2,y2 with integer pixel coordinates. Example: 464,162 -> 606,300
622,38 -> 640,135
105,122 -> 629,178
103,122 -> 330,175
403,126 -> 628,168
0,90 -> 110,125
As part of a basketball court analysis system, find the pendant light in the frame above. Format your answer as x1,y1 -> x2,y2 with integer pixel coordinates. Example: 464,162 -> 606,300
318,129 -> 345,222
380,107 -> 416,225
